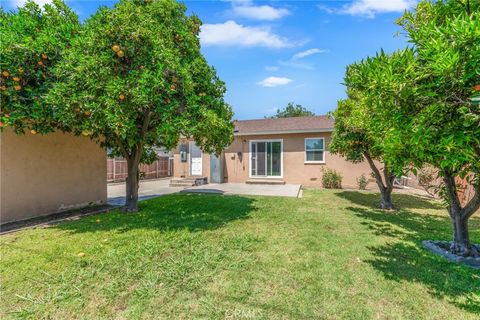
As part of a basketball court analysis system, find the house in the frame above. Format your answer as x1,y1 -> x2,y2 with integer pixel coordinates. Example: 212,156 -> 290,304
172,116 -> 374,187
1,128 -> 107,224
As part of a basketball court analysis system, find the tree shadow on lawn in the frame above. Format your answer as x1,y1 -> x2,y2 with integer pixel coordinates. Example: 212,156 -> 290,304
336,190 -> 444,210
335,191 -> 480,314
55,193 -> 256,234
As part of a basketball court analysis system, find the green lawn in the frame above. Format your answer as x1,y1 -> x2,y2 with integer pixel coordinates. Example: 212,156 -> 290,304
1,190 -> 479,319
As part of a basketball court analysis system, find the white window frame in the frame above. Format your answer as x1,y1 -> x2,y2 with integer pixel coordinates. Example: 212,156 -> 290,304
249,139 -> 283,179
304,137 -> 325,164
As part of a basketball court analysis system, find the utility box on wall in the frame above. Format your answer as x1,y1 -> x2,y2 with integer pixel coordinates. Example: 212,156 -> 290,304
180,143 -> 188,162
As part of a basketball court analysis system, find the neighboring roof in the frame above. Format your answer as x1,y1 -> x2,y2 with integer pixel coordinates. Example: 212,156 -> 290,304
233,116 -> 334,136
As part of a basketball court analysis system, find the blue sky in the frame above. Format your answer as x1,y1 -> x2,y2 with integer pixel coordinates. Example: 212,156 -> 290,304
3,0 -> 416,119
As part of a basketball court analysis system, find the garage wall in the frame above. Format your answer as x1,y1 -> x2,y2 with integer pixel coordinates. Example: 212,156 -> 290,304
0,129 -> 107,223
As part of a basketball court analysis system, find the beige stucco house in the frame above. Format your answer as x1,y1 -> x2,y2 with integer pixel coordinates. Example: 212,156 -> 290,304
173,116 -> 374,187
1,129 -> 107,224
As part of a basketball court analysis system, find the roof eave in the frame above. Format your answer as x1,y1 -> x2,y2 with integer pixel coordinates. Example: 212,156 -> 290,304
234,128 -> 334,136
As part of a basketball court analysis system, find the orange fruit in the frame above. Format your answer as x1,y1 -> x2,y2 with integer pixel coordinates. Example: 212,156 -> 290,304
37,61 -> 44,66
41,53 -> 48,60
30,129 -> 37,135
2,71 -> 9,78
112,45 -> 121,52
0,122 -> 3,127
474,85 -> 480,91
13,76 -> 20,82
116,50 -> 125,57
119,94 -> 125,101
14,85 -> 22,91
170,85 -> 176,91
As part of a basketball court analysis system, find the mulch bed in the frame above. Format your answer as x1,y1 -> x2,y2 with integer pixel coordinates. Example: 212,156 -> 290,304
0,204 -> 118,235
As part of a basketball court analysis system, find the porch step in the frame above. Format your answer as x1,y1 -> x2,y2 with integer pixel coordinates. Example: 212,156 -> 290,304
246,179 -> 285,185
169,177 -> 208,188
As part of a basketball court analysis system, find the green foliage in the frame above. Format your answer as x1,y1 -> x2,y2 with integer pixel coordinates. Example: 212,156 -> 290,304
357,174 -> 369,190
0,0 -> 80,134
394,0 -> 480,184
322,168 -> 342,189
47,0 -> 234,162
267,102 -> 315,118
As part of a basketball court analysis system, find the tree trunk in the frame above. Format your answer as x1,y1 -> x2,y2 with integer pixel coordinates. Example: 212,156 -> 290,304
380,188 -> 394,210
449,210 -> 477,256
124,151 -> 141,212
443,171 -> 479,257
363,152 -> 394,210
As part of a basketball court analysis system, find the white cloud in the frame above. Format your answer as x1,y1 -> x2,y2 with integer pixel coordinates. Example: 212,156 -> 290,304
319,0 -> 416,18
264,66 -> 279,72
342,0 -> 416,18
292,48 -> 326,60
258,76 -> 292,87
231,2 -> 290,21
200,20 -> 292,48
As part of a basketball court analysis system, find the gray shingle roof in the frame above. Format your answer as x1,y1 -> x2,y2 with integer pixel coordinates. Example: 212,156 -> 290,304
233,116 -> 334,135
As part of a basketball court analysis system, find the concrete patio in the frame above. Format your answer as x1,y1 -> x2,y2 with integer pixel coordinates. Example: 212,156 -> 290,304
108,179 -> 302,205
181,183 -> 302,198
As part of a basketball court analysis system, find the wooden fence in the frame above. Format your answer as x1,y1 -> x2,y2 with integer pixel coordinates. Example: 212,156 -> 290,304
107,157 -> 173,183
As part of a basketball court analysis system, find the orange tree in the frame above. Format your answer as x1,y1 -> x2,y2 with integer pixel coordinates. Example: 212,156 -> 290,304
0,0 -> 80,133
329,49 -> 418,210
47,0 -> 234,211
395,0 -> 480,256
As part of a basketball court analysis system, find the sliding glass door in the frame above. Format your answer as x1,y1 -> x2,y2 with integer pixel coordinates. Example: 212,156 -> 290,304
251,140 -> 282,177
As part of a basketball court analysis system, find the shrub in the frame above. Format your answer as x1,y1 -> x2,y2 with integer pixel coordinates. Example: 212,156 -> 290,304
322,168 -> 342,189
356,174 -> 369,190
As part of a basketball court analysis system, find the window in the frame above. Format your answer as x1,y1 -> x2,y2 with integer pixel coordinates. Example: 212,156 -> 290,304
305,138 -> 324,163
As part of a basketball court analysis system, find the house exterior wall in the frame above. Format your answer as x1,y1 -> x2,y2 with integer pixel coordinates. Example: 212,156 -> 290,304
1,129 -> 107,224
173,138 -> 211,179
173,132 -> 375,188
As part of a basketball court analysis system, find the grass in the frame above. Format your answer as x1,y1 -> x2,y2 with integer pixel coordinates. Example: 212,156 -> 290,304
1,189 -> 479,319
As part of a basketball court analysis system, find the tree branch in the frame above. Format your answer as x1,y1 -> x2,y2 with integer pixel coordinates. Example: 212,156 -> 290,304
363,151 -> 386,192
383,166 -> 394,192
462,175 -> 480,219
442,169 -> 462,215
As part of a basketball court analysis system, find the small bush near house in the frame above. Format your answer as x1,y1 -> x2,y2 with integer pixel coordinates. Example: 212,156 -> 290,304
322,168 -> 342,189
357,174 -> 369,190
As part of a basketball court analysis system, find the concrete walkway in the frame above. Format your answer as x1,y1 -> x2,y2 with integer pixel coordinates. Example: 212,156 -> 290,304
108,179 -> 301,205
107,179 -> 183,206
